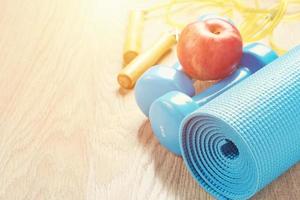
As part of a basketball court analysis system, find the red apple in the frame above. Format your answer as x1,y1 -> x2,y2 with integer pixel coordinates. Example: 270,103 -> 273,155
177,18 -> 243,80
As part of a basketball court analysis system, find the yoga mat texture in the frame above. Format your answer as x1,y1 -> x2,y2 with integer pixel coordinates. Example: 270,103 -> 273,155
180,45 -> 300,200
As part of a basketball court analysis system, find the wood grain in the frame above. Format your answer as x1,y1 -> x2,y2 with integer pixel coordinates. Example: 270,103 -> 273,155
0,0 -> 299,199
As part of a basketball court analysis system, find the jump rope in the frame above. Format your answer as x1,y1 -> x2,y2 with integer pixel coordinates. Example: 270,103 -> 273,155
119,0 -> 300,89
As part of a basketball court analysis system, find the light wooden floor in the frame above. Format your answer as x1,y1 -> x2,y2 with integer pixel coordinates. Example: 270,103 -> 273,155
0,0 -> 299,199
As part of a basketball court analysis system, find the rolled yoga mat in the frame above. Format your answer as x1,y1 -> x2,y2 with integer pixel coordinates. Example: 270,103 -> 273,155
180,45 -> 300,200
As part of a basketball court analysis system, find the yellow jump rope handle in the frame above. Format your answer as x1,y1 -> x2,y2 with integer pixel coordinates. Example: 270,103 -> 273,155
118,32 -> 177,89
123,10 -> 145,65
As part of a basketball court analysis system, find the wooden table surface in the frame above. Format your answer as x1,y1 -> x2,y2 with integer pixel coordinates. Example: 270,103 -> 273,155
0,0 -> 299,199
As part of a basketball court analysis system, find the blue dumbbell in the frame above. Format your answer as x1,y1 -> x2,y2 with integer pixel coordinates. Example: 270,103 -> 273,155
198,14 -> 234,25
135,63 -> 195,117
149,43 -> 278,155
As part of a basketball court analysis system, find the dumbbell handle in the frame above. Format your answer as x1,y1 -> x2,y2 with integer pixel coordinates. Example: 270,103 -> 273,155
193,66 -> 251,106
172,62 -> 197,82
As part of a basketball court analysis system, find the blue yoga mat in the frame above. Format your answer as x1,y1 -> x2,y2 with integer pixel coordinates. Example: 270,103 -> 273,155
180,45 -> 300,200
